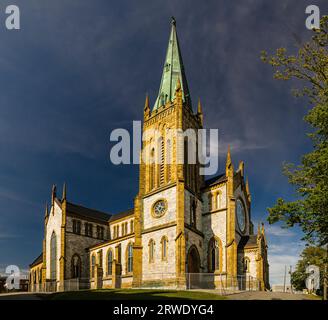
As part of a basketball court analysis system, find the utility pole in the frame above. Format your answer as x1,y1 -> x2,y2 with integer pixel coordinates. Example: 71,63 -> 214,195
289,265 -> 293,294
283,265 -> 287,293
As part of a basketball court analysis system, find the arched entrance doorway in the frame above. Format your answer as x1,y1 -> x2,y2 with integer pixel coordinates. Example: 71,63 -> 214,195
187,246 -> 200,273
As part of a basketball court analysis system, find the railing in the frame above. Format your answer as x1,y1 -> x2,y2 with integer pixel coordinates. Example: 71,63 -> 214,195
29,274 -> 260,293
186,273 -> 260,294
29,278 -> 90,293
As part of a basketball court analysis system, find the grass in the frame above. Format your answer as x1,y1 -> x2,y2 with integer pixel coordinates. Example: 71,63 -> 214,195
48,289 -> 226,300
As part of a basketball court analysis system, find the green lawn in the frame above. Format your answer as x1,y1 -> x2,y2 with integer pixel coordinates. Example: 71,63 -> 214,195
49,289 -> 226,300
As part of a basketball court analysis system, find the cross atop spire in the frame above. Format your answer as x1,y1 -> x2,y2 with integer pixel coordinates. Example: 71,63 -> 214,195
153,18 -> 191,110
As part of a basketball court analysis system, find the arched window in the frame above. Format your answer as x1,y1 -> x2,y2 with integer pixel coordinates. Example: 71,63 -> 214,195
184,139 -> 189,185
50,231 -> 57,280
39,269 -> 42,283
243,257 -> 250,273
127,243 -> 133,273
130,220 -> 134,233
149,239 -> 155,263
166,139 -> 171,183
150,148 -> 155,190
216,192 -> 221,209
161,236 -> 168,261
97,250 -> 103,268
158,137 -> 164,186
107,249 -> 113,276
190,197 -> 197,228
71,254 -> 81,279
91,254 -> 96,278
208,237 -> 221,272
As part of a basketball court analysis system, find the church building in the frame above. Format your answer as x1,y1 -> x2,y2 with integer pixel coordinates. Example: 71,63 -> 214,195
29,18 -> 269,292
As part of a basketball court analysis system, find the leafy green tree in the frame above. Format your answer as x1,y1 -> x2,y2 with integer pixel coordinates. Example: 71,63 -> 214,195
261,16 -> 328,246
291,246 -> 325,293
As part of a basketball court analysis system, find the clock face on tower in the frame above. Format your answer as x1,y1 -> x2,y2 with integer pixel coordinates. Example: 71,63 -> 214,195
152,199 -> 167,218
236,199 -> 246,233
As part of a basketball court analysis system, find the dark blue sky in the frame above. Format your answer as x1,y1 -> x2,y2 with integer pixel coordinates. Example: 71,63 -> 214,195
0,0 -> 327,284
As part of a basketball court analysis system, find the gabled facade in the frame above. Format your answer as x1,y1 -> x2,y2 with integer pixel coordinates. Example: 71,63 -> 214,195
29,18 -> 269,292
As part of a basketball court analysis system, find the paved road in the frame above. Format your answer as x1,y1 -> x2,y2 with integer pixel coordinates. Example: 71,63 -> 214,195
226,291 -> 319,300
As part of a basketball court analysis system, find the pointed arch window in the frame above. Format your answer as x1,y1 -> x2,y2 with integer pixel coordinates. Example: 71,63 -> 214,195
150,148 -> 155,190
127,243 -> 133,273
91,254 -> 96,278
190,197 -> 197,228
50,231 -> 57,280
243,257 -> 250,273
71,254 -> 81,279
166,139 -> 171,183
130,220 -> 134,233
158,137 -> 164,186
149,239 -> 155,263
107,249 -> 113,276
208,237 -> 221,272
161,236 -> 168,261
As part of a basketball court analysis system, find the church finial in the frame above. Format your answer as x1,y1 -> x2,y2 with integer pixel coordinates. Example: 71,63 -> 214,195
257,222 -> 261,236
197,98 -> 203,126
51,184 -> 57,205
246,176 -> 251,201
44,203 -> 49,218
144,93 -> 150,118
144,93 -> 149,110
62,182 -> 67,201
238,160 -> 244,176
171,16 -> 176,26
197,98 -> 202,114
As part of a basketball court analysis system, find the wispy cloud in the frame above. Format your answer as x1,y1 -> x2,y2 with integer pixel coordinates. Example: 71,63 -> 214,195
266,225 -> 296,237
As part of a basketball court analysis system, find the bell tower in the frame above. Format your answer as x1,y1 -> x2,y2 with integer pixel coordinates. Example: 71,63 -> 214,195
133,18 -> 204,287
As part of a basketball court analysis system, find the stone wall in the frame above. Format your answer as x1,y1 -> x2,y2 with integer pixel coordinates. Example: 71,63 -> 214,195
141,225 -> 176,280
45,201 -> 62,280
143,186 -> 177,229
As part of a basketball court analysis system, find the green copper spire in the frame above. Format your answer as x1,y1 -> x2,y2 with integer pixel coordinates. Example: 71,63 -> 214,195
153,17 -> 192,110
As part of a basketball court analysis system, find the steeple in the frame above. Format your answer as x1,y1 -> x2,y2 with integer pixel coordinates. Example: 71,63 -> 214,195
153,17 -> 191,110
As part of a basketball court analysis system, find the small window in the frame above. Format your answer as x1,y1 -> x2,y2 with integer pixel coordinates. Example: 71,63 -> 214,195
161,236 -> 168,261
190,198 -> 197,228
91,254 -> 96,278
244,258 -> 250,273
127,244 -> 133,273
130,220 -> 134,233
149,239 -> 155,263
73,220 -> 81,234
216,193 -> 220,209
96,226 -> 104,239
107,250 -> 113,276
208,237 -> 220,272
97,250 -> 103,268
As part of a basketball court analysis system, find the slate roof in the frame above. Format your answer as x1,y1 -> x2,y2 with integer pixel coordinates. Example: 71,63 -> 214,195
238,235 -> 258,249
29,253 -> 43,268
203,173 -> 226,188
109,208 -> 134,223
66,201 -> 112,222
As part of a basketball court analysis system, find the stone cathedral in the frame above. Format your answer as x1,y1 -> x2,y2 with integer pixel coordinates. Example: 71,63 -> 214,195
29,18 -> 269,292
